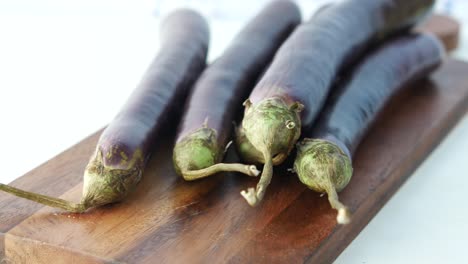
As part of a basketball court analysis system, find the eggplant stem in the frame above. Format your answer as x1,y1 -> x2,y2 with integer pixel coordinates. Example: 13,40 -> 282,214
0,183 -> 86,213
241,148 -> 273,207
324,180 -> 351,225
182,163 -> 260,181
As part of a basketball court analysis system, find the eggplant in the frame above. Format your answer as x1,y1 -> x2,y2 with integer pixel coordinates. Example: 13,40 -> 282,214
294,33 -> 444,224
236,0 -> 436,206
173,0 -> 301,180
0,9 -> 209,212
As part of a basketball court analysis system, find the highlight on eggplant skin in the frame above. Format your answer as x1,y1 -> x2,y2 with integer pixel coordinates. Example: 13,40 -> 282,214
173,0 -> 301,181
236,0 -> 436,207
0,9 -> 210,213
294,33 -> 445,224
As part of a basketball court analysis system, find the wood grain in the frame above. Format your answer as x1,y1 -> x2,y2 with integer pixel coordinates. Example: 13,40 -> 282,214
0,131 -> 100,260
0,59 -> 467,263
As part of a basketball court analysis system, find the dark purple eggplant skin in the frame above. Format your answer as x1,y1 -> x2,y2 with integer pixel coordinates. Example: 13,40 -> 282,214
236,0 -> 435,207
294,33 -> 444,224
99,9 -> 209,170
177,0 -> 300,145
306,33 -> 444,157
239,0 -> 436,164
250,0 -> 436,127
0,9 -> 209,212
173,0 -> 301,178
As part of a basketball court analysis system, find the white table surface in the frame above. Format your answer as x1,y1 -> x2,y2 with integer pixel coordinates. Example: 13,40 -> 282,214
0,1 -> 466,263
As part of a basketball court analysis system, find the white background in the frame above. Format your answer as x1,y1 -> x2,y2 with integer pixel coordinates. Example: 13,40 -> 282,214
0,0 -> 467,263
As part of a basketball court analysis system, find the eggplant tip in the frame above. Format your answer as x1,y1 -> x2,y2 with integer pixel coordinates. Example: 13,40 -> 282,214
174,127 -> 260,180
294,138 -> 353,224
249,165 -> 261,177
81,152 -> 143,209
173,127 -> 219,176
240,187 -> 259,207
337,207 -> 351,225
294,138 -> 352,193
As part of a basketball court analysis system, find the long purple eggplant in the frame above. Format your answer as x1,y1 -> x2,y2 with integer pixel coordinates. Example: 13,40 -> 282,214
294,33 -> 444,224
173,0 -> 301,180
236,0 -> 435,206
0,9 -> 209,212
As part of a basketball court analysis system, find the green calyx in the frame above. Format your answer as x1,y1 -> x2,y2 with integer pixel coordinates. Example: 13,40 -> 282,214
294,138 -> 353,224
173,126 -> 261,180
236,97 -> 303,164
0,149 -> 143,213
81,150 -> 143,209
236,97 -> 303,207
173,127 -> 219,176
294,138 -> 352,192
235,126 -> 263,164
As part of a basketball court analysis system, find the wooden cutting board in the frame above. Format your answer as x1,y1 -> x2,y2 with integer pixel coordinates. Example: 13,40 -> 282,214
1,58 -> 467,264
416,14 -> 461,51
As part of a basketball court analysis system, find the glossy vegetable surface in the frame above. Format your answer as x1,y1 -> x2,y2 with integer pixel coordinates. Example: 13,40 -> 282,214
173,0 -> 301,180
0,9 -> 209,212
236,0 -> 436,206
295,33 -> 444,224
